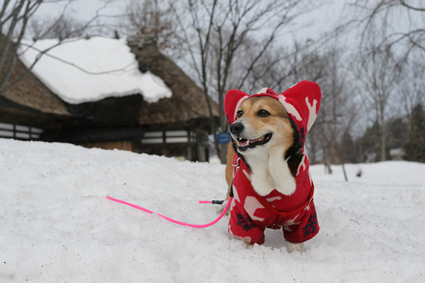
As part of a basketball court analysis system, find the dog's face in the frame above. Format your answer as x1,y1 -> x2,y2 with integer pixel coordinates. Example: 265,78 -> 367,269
230,96 -> 295,155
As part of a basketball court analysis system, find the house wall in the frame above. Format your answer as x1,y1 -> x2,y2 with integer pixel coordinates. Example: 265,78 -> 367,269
49,121 -> 210,162
78,140 -> 134,152
78,139 -> 208,162
138,128 -> 209,162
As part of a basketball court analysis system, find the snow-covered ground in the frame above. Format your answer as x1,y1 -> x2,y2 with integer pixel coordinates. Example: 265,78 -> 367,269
18,37 -> 172,104
1,139 -> 424,282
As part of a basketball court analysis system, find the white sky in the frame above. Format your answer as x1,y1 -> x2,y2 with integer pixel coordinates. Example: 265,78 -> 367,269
33,0 -> 123,22
32,0 -> 349,42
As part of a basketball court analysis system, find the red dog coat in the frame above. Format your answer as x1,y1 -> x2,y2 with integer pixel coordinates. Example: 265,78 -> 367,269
224,81 -> 321,245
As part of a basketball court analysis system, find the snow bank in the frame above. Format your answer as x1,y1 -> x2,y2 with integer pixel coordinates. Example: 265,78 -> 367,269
18,37 -> 172,104
1,138 -> 425,282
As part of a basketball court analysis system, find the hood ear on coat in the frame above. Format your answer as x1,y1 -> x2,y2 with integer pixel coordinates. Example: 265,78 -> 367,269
279,81 -> 321,133
224,89 -> 250,125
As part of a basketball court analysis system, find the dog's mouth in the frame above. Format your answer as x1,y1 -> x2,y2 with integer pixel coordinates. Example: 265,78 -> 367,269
235,133 -> 272,151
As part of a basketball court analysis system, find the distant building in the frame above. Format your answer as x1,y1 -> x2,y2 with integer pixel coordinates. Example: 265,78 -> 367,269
390,148 -> 405,161
0,36 -> 218,162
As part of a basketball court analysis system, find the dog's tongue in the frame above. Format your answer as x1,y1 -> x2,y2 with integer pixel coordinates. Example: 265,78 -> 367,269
249,137 -> 261,143
238,139 -> 249,146
238,137 -> 261,147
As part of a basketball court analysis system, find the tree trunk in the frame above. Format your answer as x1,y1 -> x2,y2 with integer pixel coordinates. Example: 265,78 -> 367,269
379,100 -> 386,161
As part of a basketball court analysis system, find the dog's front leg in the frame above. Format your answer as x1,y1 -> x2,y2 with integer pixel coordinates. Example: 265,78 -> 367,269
218,142 -> 236,215
225,142 -> 236,200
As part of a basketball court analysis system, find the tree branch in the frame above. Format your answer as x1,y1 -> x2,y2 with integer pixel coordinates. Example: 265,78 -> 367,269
400,0 -> 425,12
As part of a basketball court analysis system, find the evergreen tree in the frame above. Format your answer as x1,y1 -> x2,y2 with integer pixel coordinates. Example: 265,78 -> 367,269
340,131 -> 356,163
359,121 -> 380,162
405,104 -> 425,162
387,117 -> 409,160
387,117 -> 409,150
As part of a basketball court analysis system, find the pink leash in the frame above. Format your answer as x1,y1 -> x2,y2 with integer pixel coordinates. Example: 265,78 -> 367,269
106,196 -> 232,228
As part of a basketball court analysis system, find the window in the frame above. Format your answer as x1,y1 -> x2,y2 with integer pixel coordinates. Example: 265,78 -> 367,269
166,131 -> 188,143
141,131 -> 163,144
141,130 -> 190,144
0,122 -> 44,140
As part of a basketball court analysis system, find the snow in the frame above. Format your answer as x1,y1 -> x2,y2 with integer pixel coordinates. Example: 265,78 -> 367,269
18,37 -> 172,104
1,138 -> 425,282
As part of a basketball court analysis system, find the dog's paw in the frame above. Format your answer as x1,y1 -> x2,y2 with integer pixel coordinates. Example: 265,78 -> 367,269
246,243 -> 255,249
287,242 -> 305,253
216,200 -> 230,215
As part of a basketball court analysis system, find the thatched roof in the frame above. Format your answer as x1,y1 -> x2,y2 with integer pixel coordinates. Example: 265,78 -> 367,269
129,37 -> 219,125
1,35 -> 217,131
0,36 -> 70,117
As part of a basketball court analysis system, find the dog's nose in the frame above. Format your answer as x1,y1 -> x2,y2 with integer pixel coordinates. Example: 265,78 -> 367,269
230,122 -> 244,135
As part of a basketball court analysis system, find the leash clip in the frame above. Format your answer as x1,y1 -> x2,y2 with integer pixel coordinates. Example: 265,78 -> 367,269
232,157 -> 241,173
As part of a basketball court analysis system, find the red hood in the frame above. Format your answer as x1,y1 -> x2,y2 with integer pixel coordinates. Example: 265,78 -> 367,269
224,80 -> 321,137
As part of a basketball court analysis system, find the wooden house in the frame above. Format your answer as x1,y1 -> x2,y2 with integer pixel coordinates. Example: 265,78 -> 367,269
0,36 -> 218,162
0,51 -> 71,140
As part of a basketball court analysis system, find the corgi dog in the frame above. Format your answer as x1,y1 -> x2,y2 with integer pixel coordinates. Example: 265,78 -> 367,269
223,81 -> 321,252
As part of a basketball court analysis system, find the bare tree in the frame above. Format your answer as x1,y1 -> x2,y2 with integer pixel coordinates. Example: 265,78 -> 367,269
171,0 -> 318,163
397,55 -> 425,162
398,54 -> 425,123
310,47 -> 356,179
243,39 -> 325,93
354,46 -> 401,161
0,0 -> 43,94
28,14 -> 85,40
0,0 -> 114,96
335,0 -> 425,163
118,0 -> 183,58
350,0 -> 425,58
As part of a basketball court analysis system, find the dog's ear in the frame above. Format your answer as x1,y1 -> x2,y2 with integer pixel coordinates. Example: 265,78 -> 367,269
224,89 -> 249,125
285,117 -> 304,178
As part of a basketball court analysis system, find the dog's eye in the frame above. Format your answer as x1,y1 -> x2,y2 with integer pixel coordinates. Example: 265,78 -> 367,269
237,110 -> 243,118
258,110 -> 270,117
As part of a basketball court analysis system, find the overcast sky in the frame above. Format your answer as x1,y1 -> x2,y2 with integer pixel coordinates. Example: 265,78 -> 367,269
33,0 -> 349,43
34,0 -> 123,22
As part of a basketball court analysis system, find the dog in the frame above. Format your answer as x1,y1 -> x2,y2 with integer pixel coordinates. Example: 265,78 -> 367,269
223,81 -> 321,252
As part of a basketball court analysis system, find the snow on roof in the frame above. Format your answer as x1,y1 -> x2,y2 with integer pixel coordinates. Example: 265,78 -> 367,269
18,37 -> 172,104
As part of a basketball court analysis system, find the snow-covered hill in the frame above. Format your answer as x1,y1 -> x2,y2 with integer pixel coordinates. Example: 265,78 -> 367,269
1,139 -> 424,282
